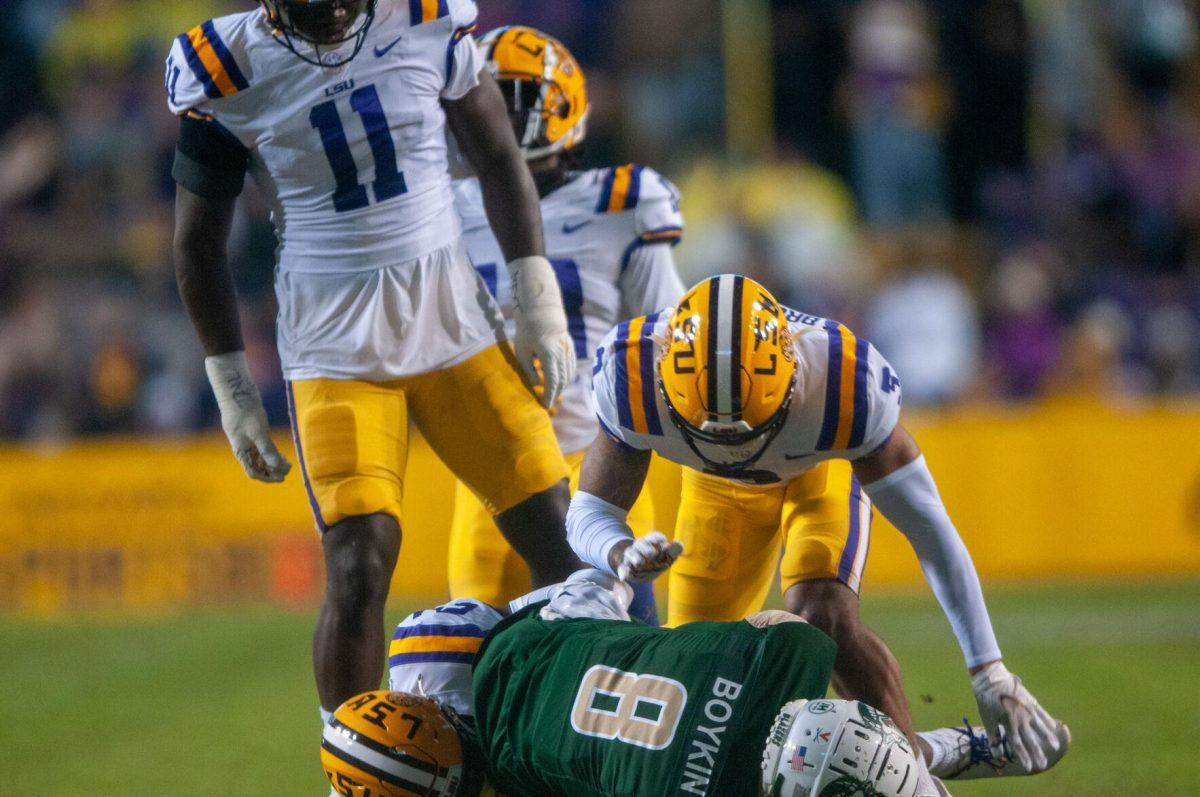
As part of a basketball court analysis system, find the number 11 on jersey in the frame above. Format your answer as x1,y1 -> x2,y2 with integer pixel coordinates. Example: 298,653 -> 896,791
310,83 -> 408,213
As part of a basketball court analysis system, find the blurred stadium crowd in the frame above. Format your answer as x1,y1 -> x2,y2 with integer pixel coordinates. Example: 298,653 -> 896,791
1,0 -> 1199,440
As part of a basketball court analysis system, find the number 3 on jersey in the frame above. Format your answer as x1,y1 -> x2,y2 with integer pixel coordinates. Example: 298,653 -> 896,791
310,83 -> 407,213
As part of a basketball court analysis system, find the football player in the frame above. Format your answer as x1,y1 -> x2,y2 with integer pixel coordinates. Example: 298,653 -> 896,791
165,0 -> 584,718
564,276 -> 1071,789
324,569 -> 937,796
446,26 -> 687,622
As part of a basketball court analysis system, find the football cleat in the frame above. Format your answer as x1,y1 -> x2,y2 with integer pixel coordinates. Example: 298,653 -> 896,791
321,691 -> 467,796
762,698 -> 919,796
259,0 -> 376,67
477,26 -> 589,159
922,720 -> 1071,780
660,275 -> 797,473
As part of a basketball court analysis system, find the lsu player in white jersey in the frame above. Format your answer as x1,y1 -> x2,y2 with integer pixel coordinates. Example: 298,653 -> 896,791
446,27 -> 686,620
566,276 -> 1071,790
165,0 -> 586,718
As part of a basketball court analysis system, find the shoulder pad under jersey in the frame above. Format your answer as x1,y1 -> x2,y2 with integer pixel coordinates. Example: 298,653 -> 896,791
165,12 -> 255,115
591,310 -> 672,447
406,0 -> 477,30
387,598 -> 503,718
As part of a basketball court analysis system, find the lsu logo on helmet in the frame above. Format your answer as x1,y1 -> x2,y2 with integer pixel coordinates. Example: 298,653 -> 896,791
477,26 -> 589,158
322,691 -> 466,796
660,275 -> 796,471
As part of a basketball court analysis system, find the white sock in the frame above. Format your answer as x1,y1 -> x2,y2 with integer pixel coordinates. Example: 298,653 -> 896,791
919,729 -> 952,772
915,753 -> 938,795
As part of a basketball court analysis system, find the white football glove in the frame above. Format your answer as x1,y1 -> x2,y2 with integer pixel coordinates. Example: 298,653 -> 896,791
616,532 -> 684,583
508,255 -> 575,408
205,351 -> 291,483
971,661 -> 1066,772
539,568 -> 634,622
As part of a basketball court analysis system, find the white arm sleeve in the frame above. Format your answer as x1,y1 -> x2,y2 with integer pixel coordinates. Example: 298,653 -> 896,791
566,491 -> 635,574
862,455 -> 1002,668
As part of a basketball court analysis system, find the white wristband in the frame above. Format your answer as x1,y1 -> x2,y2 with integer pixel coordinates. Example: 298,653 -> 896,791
566,491 -> 635,574
204,350 -> 261,406
508,255 -> 560,311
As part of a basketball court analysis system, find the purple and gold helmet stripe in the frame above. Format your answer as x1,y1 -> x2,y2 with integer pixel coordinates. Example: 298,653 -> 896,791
709,274 -> 744,421
177,21 -> 248,100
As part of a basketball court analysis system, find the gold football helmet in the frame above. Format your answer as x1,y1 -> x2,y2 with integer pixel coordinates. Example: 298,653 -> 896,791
321,691 -> 467,796
477,26 -> 589,159
660,275 -> 796,471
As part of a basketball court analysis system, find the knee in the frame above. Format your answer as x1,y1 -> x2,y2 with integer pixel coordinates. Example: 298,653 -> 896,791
784,582 -> 859,641
323,515 -> 399,613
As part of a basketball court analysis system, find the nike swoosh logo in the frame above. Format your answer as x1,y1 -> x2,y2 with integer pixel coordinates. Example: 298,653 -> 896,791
562,219 -> 592,234
374,34 -> 403,58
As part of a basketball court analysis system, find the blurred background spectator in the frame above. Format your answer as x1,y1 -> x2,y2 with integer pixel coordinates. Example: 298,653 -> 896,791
0,0 -> 1198,442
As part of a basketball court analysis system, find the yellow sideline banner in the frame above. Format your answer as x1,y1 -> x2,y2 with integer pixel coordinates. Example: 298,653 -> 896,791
1,400 -> 1198,616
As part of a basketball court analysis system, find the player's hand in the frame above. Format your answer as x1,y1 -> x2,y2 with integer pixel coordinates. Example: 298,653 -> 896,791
205,352 -> 291,483
614,532 -> 684,583
971,661 -> 1066,772
508,255 -> 575,408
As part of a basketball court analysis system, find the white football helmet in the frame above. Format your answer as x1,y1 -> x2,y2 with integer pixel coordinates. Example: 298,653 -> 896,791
761,698 -> 919,797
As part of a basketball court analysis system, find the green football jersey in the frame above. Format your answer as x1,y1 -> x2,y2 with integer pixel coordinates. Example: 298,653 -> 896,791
472,605 -> 837,797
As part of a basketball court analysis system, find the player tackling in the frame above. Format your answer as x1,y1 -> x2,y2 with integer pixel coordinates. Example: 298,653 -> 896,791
166,0 -> 583,718
321,569 -> 1067,796
447,26 -> 686,618
326,569 -> 926,796
565,276 -> 1071,789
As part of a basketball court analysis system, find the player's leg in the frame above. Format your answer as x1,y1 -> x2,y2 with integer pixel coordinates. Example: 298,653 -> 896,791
666,469 -> 784,626
287,379 -> 408,712
447,480 -> 532,604
408,343 -> 581,588
779,460 -> 917,744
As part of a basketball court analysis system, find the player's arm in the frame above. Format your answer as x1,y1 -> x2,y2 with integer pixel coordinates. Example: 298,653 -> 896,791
852,425 -> 1067,771
569,431 -> 681,581
172,114 -> 289,483
619,167 -> 686,316
443,71 -> 574,407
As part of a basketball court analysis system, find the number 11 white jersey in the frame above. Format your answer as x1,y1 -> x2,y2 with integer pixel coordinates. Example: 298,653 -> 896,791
165,0 -> 482,275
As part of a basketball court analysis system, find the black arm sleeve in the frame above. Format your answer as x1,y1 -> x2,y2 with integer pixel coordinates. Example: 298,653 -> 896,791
172,114 -> 249,200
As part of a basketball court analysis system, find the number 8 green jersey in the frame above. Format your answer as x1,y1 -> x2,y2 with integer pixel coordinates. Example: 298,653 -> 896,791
472,606 -> 836,797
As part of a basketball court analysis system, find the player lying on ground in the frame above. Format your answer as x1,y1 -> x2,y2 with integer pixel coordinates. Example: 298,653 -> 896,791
321,570 -> 1068,796
166,0 -> 584,719
565,276 -> 1071,784
323,569 -> 931,796
447,25 -> 686,623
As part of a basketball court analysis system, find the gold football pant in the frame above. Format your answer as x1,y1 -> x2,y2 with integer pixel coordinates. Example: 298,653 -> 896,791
667,459 -> 871,626
286,344 -> 568,532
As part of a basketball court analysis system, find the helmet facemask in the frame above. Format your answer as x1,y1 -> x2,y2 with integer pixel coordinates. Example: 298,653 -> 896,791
262,0 -> 376,67
663,374 -> 794,474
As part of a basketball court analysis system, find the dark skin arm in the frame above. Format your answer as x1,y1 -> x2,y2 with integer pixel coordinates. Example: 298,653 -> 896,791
173,185 -> 243,356
442,70 -> 544,261
851,423 -> 999,674
575,431 -> 653,571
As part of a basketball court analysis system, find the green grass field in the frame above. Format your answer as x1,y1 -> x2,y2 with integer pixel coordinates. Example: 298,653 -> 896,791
2,580 -> 1197,796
